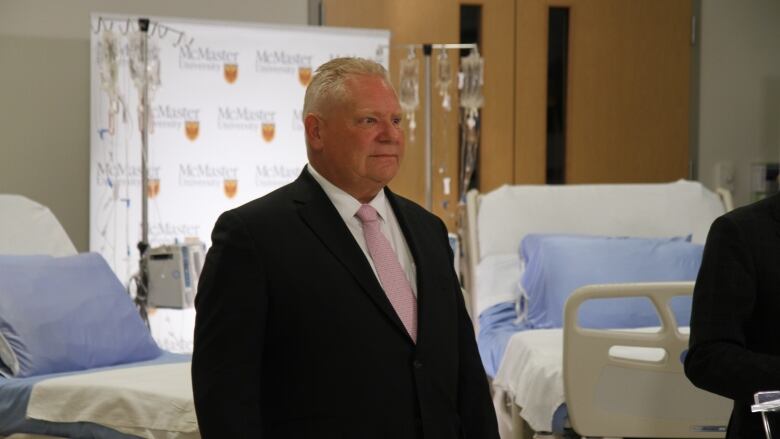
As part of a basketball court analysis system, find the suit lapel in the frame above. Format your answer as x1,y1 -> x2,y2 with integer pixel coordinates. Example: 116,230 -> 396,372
293,169 -> 412,341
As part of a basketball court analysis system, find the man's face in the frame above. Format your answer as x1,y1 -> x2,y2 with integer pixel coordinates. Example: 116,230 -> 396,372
309,74 -> 405,201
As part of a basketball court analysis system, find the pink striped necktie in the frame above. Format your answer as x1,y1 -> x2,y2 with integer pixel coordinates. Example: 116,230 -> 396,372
355,204 -> 417,342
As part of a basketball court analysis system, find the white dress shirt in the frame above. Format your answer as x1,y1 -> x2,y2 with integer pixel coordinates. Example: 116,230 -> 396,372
306,164 -> 418,297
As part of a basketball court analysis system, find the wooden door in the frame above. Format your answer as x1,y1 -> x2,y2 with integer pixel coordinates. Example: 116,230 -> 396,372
516,0 -> 693,184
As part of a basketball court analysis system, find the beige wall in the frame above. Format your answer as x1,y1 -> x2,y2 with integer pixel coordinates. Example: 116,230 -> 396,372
0,0 -> 307,252
697,0 -> 780,207
2,0 -> 779,252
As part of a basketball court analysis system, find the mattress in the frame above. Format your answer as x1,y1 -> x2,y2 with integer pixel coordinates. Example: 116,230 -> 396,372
0,352 -> 190,438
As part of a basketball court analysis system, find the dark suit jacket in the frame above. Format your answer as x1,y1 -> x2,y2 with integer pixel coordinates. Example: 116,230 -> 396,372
192,168 -> 498,439
685,192 -> 780,438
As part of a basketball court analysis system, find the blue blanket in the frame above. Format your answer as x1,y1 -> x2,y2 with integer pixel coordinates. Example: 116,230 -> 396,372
477,301 -> 530,378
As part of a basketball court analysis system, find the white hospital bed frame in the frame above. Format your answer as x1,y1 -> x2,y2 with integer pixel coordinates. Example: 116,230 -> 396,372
462,186 -> 734,313
564,282 -> 730,438
461,184 -> 734,439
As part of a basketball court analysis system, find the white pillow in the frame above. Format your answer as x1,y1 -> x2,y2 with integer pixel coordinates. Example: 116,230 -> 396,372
475,253 -> 523,317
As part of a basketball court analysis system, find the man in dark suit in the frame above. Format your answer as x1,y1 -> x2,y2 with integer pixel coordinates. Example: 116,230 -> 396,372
191,57 -> 498,439
686,192 -> 780,438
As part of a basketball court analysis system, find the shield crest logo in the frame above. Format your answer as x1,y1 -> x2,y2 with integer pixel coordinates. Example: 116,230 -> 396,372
224,63 -> 238,84
147,178 -> 161,199
261,123 -> 275,142
185,120 -> 199,141
223,179 -> 238,199
298,66 -> 312,87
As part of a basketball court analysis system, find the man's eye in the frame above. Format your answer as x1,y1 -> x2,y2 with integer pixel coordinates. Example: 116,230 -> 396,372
392,118 -> 402,126
360,117 -> 376,124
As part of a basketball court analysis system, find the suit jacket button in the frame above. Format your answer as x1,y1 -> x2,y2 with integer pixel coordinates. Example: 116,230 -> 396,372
413,360 -> 423,369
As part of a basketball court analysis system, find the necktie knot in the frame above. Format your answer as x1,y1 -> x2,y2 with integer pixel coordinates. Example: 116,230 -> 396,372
356,204 -> 379,224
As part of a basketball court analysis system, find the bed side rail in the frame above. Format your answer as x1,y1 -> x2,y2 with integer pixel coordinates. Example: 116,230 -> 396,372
460,189 -> 481,319
562,282 -> 731,438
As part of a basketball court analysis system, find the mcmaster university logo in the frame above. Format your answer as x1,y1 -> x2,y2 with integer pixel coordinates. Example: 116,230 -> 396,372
147,177 -> 160,198
179,45 -> 240,84
255,50 -> 313,86
153,105 -> 201,141
149,222 -> 201,242
179,164 -> 239,198
217,106 -> 276,142
224,63 -> 238,84
255,164 -> 301,188
96,162 -> 160,188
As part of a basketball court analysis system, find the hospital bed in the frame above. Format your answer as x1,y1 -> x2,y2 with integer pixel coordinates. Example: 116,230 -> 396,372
0,195 -> 199,439
461,181 -> 734,439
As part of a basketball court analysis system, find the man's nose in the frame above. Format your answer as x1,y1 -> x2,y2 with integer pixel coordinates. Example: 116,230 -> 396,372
378,119 -> 403,143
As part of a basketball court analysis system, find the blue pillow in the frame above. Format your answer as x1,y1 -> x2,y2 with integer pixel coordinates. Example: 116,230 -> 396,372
0,253 -> 161,377
520,234 -> 702,329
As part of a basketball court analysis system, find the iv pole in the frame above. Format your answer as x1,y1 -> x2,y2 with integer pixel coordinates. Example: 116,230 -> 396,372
137,18 -> 151,324
92,16 -> 191,323
383,42 -> 479,211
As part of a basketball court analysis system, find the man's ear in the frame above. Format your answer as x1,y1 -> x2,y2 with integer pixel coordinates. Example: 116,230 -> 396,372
304,113 -> 324,151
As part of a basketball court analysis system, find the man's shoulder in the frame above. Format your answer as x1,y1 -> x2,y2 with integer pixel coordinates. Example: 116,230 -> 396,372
387,189 -> 444,228
710,193 -> 780,247
388,190 -> 427,216
228,180 -> 300,222
722,192 -> 780,227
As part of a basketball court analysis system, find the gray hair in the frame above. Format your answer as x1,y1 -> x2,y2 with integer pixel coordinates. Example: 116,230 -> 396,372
302,57 -> 391,119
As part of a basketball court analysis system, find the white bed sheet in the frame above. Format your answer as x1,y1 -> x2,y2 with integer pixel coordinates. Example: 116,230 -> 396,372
492,327 -> 686,433
492,329 -> 564,433
27,362 -> 198,439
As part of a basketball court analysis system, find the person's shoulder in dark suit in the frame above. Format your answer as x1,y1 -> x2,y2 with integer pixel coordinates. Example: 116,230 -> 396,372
721,191 -> 780,229
686,191 -> 780,438
388,189 -> 448,230
227,178 -> 300,220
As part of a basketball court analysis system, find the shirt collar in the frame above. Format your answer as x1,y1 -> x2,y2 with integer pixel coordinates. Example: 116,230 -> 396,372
306,163 -> 388,222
